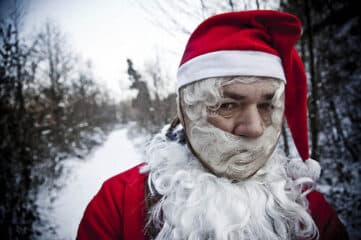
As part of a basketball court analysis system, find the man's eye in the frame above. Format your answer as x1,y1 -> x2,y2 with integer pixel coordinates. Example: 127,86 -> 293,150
207,102 -> 237,117
258,103 -> 274,110
219,103 -> 236,111
213,102 -> 238,117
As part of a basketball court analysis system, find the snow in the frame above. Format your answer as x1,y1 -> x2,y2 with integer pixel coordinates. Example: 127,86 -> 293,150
36,127 -> 145,240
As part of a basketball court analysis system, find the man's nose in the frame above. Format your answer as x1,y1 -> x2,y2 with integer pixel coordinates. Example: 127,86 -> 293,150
233,105 -> 265,138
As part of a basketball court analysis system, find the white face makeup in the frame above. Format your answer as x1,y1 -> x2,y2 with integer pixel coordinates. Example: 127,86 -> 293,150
146,77 -> 318,240
181,77 -> 285,181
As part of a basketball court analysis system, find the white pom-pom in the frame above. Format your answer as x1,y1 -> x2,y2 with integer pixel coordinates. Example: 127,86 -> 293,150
286,158 -> 321,181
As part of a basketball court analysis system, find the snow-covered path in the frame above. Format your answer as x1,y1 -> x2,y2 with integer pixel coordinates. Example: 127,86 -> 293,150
36,127 -> 145,240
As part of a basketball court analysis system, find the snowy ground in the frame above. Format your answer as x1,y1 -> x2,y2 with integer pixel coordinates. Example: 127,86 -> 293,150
36,127 -> 146,240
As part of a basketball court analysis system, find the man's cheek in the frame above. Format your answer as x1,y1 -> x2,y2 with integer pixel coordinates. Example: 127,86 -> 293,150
207,116 -> 234,133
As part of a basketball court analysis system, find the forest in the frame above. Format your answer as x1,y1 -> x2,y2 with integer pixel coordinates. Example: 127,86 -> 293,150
0,0 -> 359,239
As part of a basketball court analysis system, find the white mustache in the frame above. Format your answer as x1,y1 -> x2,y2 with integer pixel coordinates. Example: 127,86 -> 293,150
189,122 -> 281,181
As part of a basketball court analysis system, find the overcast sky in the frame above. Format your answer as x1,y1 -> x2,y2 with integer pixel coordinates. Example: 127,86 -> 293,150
1,0 -> 280,99
2,0 -> 193,99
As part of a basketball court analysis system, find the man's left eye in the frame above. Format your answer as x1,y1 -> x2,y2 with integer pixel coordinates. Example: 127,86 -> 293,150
258,103 -> 273,110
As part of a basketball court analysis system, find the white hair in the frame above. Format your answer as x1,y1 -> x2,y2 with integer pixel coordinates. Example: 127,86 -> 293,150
142,132 -> 319,240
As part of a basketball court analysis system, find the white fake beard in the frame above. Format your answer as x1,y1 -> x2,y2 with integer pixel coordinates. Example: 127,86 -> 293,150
142,132 -> 318,240
188,122 -> 281,181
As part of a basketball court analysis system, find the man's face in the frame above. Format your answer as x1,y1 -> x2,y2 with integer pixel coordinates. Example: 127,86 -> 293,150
182,78 -> 285,181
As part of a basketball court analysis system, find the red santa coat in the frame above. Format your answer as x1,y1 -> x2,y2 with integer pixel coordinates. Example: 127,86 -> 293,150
77,164 -> 348,240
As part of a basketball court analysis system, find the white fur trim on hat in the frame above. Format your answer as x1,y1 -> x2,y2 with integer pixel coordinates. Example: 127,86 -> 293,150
286,158 -> 321,181
177,50 -> 286,90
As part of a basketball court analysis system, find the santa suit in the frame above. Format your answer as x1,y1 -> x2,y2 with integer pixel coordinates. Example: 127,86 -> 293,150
78,10 -> 348,240
77,164 -> 348,240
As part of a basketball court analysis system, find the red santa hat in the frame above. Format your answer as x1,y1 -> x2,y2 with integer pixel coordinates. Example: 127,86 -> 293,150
177,10 -> 320,181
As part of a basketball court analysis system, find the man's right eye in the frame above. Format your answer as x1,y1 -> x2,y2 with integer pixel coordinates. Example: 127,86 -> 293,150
208,102 -> 238,118
219,103 -> 236,111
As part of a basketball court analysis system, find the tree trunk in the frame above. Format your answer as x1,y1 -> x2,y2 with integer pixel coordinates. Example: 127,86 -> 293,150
304,0 -> 320,159
329,99 -> 358,161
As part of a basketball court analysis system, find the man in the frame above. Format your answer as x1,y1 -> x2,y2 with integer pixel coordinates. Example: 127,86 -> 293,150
77,10 -> 348,240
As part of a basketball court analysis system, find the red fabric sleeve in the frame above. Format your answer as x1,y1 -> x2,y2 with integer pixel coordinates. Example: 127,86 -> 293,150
76,164 -> 147,240
77,176 -> 125,240
307,191 -> 349,240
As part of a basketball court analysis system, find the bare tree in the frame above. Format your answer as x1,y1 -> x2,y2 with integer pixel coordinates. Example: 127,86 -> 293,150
144,56 -> 176,124
36,22 -> 74,126
1,6 -> 119,238
303,0 -> 320,159
124,58 -> 176,132
0,3 -> 41,238
136,0 -> 278,38
281,0 -> 361,238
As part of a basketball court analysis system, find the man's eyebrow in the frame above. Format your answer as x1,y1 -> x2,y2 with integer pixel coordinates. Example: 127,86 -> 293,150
223,92 -> 245,100
223,91 -> 275,100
